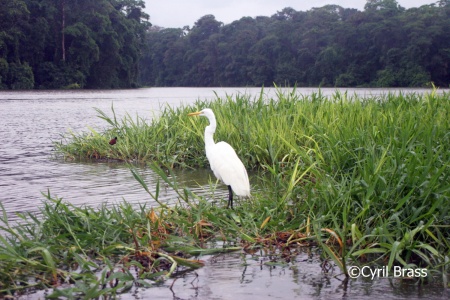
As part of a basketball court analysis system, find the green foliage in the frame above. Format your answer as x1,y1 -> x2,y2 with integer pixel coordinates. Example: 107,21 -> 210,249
7,62 -> 34,89
58,87 -> 450,260
0,0 -> 149,89
0,58 -> 9,89
0,193 -> 219,297
35,61 -> 85,89
140,2 -> 450,87
2,1 -> 448,89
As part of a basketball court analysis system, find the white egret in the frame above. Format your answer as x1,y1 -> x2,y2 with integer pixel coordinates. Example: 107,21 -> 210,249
188,108 -> 250,208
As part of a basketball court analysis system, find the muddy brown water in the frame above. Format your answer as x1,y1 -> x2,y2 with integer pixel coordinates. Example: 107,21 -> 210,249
1,88 -> 447,299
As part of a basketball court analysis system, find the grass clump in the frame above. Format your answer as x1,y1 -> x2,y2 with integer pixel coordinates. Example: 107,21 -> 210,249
2,87 -> 449,296
0,190 -> 233,297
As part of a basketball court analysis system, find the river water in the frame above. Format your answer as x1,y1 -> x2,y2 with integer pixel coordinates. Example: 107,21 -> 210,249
0,87 -> 447,299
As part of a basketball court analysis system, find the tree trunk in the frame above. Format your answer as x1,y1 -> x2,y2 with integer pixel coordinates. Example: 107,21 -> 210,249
61,0 -> 66,61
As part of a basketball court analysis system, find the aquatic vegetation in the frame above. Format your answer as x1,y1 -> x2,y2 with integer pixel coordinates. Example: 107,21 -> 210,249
0,192 -> 237,297
3,88 -> 449,296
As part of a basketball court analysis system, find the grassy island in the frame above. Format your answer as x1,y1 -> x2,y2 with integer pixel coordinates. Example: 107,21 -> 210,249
1,88 -> 449,297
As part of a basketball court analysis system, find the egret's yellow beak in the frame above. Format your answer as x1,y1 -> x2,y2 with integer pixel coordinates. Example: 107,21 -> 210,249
187,111 -> 202,116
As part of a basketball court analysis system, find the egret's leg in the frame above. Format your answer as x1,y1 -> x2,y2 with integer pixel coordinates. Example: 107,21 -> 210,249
227,185 -> 233,209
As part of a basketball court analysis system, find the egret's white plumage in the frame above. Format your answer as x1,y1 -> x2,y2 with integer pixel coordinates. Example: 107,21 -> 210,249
188,108 -> 250,208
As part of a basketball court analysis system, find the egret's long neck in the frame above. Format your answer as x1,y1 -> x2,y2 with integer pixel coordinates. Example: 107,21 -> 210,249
204,114 -> 216,150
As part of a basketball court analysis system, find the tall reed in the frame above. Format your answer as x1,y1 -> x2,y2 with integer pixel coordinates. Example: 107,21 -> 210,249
56,88 -> 449,269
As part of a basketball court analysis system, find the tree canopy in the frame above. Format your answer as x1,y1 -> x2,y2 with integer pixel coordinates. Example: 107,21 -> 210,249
0,0 -> 149,89
140,0 -> 450,87
1,0 -> 449,89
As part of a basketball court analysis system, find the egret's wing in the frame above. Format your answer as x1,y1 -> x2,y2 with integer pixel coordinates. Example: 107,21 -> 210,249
206,141 -> 250,197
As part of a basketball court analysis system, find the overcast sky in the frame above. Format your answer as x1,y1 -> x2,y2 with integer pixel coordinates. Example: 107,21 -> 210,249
144,0 -> 437,28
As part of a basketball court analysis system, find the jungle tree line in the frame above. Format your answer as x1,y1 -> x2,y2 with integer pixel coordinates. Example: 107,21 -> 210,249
0,0 -> 150,89
1,0 -> 449,89
140,0 -> 450,87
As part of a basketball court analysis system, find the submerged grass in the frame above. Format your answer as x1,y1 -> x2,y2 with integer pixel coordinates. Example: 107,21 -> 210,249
2,87 -> 449,297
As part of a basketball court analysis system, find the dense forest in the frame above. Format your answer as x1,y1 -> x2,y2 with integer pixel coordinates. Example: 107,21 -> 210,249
1,0 -> 450,89
141,0 -> 450,87
0,0 -> 150,89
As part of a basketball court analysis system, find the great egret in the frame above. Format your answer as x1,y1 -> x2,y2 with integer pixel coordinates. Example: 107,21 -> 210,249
109,137 -> 117,145
188,108 -> 250,208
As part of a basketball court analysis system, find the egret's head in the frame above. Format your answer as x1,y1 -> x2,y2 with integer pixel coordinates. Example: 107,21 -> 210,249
187,108 -> 214,118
